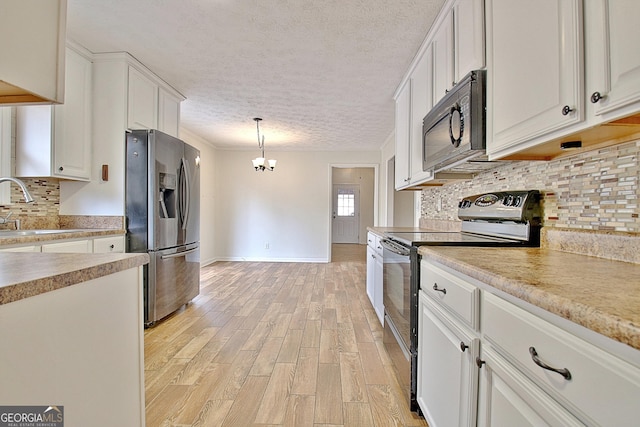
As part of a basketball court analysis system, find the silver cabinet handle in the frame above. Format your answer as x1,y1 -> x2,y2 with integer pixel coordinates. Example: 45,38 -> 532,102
161,248 -> 198,259
529,347 -> 572,380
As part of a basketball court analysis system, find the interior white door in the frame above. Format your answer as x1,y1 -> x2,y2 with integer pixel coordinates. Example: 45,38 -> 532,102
332,184 -> 360,244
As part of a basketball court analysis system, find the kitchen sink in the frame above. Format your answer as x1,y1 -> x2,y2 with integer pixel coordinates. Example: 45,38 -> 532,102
0,229 -> 84,237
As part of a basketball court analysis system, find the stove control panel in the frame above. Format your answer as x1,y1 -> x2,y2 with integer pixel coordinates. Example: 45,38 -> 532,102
458,190 -> 541,223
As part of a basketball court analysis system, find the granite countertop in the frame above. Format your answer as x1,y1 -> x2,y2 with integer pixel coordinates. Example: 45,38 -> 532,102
0,228 -> 124,246
0,251 -> 149,305
418,246 -> 640,351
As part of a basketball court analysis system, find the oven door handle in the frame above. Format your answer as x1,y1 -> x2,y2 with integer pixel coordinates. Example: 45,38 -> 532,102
380,239 -> 411,256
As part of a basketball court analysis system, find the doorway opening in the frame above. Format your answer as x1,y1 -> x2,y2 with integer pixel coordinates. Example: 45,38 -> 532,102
330,166 -> 377,251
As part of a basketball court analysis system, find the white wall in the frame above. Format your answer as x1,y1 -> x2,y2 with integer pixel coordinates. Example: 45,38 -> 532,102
179,128 -> 217,266
214,149 -> 380,262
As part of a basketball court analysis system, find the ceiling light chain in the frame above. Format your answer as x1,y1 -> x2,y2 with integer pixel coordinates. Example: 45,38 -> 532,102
251,117 -> 277,171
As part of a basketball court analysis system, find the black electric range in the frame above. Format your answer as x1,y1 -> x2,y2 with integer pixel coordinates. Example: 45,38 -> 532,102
380,190 -> 541,414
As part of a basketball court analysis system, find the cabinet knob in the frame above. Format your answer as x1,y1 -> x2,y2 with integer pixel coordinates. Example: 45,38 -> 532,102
432,283 -> 447,294
58,166 -> 64,171
475,357 -> 485,368
109,244 -> 115,249
460,342 -> 469,352
529,347 -> 572,380
561,105 -> 574,116
590,91 -> 604,104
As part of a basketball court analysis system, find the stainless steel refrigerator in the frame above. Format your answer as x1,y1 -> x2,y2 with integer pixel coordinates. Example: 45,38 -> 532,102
125,129 -> 200,327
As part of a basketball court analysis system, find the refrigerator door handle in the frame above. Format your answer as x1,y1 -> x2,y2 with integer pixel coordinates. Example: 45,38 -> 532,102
179,158 -> 191,230
160,248 -> 198,259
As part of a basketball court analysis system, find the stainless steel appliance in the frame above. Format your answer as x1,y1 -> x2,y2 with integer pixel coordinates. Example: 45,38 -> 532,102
381,190 -> 541,413
422,70 -> 496,175
125,129 -> 200,327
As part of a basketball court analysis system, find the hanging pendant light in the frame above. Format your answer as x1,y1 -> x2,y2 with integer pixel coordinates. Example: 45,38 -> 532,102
251,117 -> 276,171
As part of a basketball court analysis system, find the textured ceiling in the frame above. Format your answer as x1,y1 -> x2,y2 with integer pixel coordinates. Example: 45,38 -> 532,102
66,0 -> 445,151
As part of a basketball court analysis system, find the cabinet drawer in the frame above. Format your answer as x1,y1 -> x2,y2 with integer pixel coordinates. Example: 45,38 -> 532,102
367,232 -> 383,256
41,239 -> 91,253
421,260 -> 479,330
483,292 -> 640,426
93,236 -> 125,253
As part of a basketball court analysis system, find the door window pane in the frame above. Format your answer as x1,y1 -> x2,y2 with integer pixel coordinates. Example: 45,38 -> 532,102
337,192 -> 355,216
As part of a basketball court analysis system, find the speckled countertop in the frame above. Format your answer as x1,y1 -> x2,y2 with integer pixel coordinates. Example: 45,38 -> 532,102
418,246 -> 640,351
0,251 -> 149,305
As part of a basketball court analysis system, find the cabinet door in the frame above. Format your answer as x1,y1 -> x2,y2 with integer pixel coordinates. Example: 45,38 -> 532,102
587,0 -> 640,118
453,0 -> 485,83
477,346 -> 584,427
432,9 -> 454,106
374,254 -> 384,325
487,0 -> 583,157
418,292 -> 478,427
53,47 -> 92,180
409,47 -> 434,185
366,245 -> 376,308
394,83 -> 411,189
0,107 -> 11,204
158,88 -> 181,138
41,239 -> 92,253
128,67 -> 158,130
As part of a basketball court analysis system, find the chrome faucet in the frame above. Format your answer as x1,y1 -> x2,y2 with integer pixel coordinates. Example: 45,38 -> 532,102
0,177 -> 35,203
0,211 -> 20,230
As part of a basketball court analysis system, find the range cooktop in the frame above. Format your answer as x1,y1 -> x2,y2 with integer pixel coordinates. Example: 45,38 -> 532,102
384,231 -> 529,247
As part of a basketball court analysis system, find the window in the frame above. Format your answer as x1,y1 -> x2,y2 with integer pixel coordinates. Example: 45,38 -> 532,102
337,191 -> 355,216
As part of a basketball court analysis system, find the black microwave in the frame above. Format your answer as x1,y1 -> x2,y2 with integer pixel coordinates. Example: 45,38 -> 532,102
422,70 -> 487,173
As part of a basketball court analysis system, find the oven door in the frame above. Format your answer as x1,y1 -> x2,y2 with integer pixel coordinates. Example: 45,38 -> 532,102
381,239 -> 412,352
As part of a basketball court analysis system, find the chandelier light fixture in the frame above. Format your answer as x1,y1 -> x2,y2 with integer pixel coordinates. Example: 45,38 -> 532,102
251,117 -> 277,171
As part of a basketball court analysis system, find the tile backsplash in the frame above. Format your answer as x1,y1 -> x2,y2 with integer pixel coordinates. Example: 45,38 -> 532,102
421,139 -> 639,233
0,178 -> 122,229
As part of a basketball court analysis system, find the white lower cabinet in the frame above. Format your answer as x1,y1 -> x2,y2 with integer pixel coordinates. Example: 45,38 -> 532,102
0,234 -> 125,254
418,290 -> 479,427
481,291 -> 640,426
418,258 -> 640,426
366,232 -> 384,325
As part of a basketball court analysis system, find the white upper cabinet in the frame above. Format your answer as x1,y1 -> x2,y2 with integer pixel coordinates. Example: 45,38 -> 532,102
158,88 -> 182,138
432,0 -> 485,106
486,0 -> 583,158
394,82 -> 412,189
127,65 -> 183,138
127,67 -> 158,131
15,45 -> 92,181
409,47 -> 435,186
0,0 -> 66,105
453,0 -> 485,83
585,0 -> 640,119
0,108 -> 12,204
394,0 -> 484,189
487,0 -> 640,160
431,9 -> 454,106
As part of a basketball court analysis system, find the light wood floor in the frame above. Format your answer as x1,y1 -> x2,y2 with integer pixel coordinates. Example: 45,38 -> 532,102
144,244 -> 427,426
